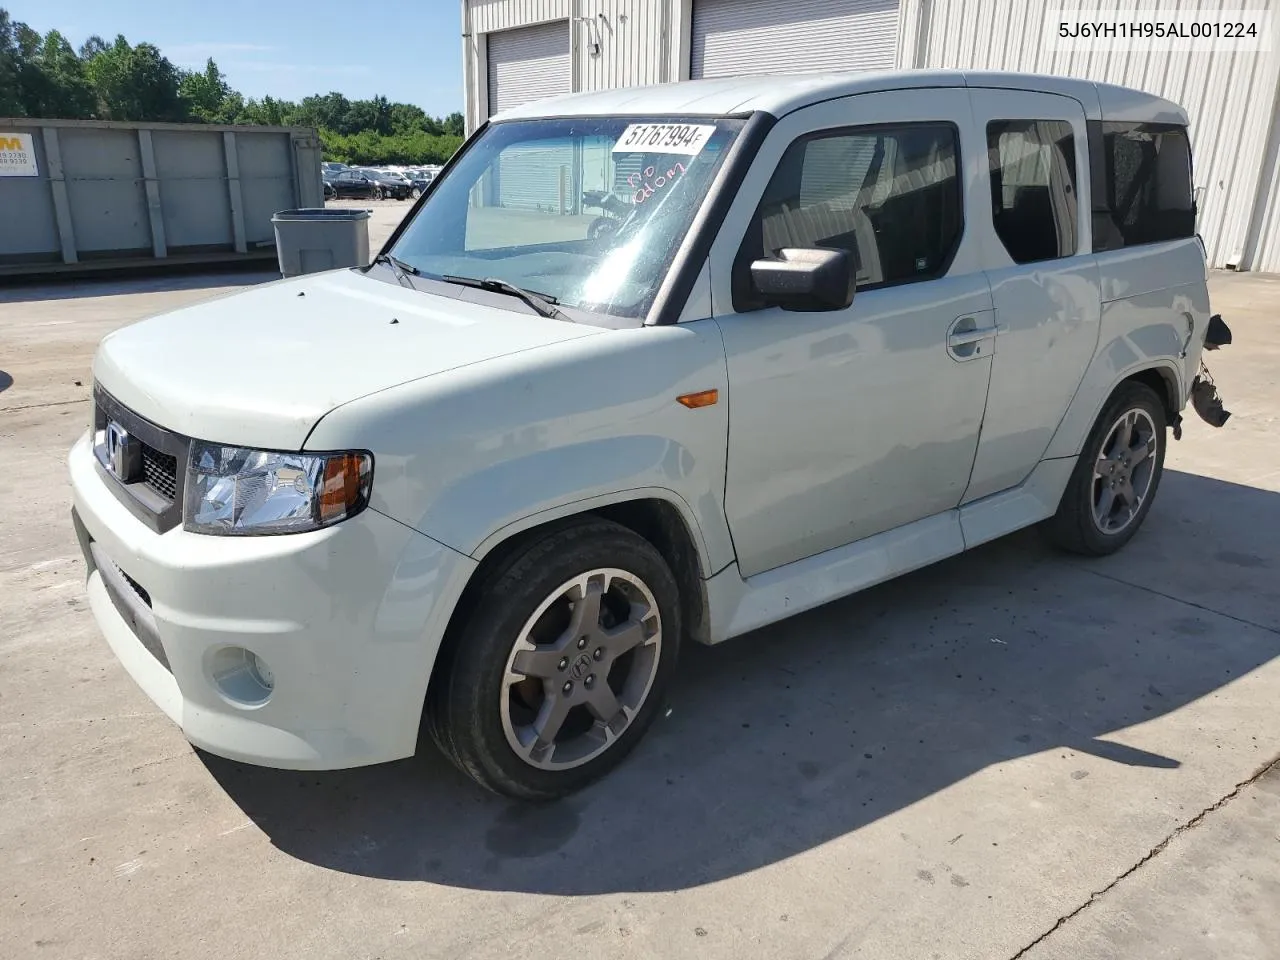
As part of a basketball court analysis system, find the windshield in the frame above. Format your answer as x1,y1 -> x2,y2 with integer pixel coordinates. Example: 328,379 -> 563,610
389,117 -> 744,320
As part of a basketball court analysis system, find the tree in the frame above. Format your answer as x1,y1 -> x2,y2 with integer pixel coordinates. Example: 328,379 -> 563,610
78,35 -> 107,60
36,30 -> 95,118
342,95 -> 392,136
295,91 -> 350,132
236,95 -> 297,126
390,101 -> 427,135
0,10 -> 22,116
444,111 -> 464,137
11,22 -> 47,115
179,57 -> 230,122
84,36 -> 186,121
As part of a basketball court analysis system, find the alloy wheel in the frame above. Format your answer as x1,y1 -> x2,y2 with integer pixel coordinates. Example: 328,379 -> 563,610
1091,407 -> 1158,534
499,568 -> 662,770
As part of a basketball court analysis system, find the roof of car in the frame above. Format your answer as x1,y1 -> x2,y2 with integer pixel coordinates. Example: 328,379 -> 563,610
492,69 -> 1187,125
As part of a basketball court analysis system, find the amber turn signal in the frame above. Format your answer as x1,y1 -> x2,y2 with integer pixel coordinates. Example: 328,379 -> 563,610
676,389 -> 719,409
319,453 -> 373,524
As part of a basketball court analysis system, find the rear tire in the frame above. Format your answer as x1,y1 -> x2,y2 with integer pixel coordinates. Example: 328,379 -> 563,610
1043,381 -> 1167,556
427,518 -> 682,799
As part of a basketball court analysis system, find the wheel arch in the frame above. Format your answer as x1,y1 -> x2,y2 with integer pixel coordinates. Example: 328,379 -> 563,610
424,494 -> 715,730
1124,366 -> 1180,423
1045,357 -> 1185,460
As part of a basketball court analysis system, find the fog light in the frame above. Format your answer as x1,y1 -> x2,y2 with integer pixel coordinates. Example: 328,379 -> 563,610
209,646 -> 275,706
250,652 -> 274,689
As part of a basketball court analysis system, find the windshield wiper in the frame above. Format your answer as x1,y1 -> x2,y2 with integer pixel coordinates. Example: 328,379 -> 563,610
372,252 -> 419,287
440,274 -> 572,322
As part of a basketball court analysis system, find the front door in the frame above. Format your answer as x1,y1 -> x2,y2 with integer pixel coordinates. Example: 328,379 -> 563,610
962,89 -> 1100,502
710,89 -> 996,578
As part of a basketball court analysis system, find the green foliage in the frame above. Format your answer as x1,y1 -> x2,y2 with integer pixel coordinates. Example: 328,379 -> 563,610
0,6 -> 462,164
179,58 -> 230,122
320,127 -> 463,166
0,11 -> 19,116
83,36 -> 186,121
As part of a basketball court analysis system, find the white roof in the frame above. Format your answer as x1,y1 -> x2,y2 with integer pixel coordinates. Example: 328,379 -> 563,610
492,69 -> 1187,126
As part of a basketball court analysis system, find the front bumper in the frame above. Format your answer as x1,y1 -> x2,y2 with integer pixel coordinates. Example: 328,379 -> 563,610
68,430 -> 476,769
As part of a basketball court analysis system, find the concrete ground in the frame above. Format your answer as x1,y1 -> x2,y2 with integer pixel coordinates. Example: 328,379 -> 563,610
1,232 -> 1278,959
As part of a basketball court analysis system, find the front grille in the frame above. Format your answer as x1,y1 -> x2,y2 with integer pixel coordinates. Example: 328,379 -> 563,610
93,384 -> 190,534
141,445 -> 178,503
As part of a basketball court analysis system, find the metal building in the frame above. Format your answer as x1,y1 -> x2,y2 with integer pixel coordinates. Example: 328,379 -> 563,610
460,0 -> 1280,272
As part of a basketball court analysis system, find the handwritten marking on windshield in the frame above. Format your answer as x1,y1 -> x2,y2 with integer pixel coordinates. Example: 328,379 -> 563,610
628,162 -> 687,205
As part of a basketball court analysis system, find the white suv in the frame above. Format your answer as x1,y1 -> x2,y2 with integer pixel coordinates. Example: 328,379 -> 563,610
70,70 -> 1223,798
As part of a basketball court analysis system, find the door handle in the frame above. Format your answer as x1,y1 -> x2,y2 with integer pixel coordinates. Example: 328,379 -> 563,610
947,325 -> 999,348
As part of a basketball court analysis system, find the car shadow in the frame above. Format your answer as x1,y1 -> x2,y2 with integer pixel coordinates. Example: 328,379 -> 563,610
0,266 -> 279,304
0,370 -> 11,394
203,469 -> 1280,894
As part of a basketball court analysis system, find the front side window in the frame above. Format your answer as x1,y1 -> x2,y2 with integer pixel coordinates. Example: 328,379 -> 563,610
1091,122 -> 1194,251
390,117 -> 743,319
987,119 -> 1078,264
735,122 -> 961,308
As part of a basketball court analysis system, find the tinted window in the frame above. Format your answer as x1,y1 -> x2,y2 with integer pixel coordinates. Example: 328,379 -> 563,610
987,120 -> 1078,264
1091,122 -> 1194,251
735,123 -> 962,308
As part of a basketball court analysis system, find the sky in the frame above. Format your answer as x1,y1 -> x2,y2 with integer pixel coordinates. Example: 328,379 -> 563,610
6,0 -> 464,117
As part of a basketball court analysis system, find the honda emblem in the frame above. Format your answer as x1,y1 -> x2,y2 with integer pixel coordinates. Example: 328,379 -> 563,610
105,422 -> 139,482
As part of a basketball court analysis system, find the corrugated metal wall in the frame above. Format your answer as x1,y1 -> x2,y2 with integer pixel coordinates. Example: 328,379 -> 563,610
916,0 -> 1280,270
581,0 -> 670,89
690,0 -> 901,78
1244,78 -> 1280,272
487,19 -> 573,114
470,0 -> 571,32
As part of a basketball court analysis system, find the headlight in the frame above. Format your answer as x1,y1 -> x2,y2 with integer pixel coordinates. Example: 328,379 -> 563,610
184,442 -> 373,536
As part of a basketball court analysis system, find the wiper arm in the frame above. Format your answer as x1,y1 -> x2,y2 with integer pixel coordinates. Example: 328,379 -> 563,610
371,253 -> 419,287
440,274 -> 571,321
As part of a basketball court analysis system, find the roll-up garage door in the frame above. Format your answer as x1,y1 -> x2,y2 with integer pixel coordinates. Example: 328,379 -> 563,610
690,0 -> 901,79
487,20 -> 571,116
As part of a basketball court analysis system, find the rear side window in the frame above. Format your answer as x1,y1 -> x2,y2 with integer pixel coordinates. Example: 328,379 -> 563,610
734,123 -> 962,309
987,120 -> 1078,264
1090,122 -> 1194,251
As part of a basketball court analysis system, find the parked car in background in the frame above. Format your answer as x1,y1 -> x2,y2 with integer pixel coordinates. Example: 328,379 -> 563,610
322,178 -> 336,200
402,169 -> 434,197
359,168 -> 414,200
322,161 -> 349,175
328,169 -> 378,199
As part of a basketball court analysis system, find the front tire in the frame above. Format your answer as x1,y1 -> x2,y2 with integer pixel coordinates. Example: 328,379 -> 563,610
428,518 -> 681,799
1043,381 -> 1167,556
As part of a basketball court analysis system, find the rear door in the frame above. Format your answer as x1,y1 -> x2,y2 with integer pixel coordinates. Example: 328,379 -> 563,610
962,89 -> 1100,502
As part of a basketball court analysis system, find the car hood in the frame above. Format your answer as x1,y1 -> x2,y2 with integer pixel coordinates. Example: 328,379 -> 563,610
93,268 -> 602,450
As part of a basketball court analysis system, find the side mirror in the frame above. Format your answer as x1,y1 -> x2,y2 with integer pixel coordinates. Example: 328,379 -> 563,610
750,248 -> 853,312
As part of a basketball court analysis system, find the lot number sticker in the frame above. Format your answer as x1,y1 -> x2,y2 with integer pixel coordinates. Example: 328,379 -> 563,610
612,124 -> 717,155
0,133 -> 38,177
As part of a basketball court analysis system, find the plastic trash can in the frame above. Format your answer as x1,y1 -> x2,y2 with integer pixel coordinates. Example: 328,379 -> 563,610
272,208 -> 371,277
